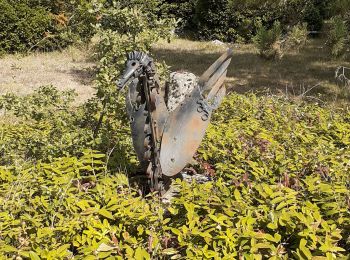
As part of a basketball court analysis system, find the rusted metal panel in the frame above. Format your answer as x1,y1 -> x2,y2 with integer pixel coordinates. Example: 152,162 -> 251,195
160,86 -> 211,177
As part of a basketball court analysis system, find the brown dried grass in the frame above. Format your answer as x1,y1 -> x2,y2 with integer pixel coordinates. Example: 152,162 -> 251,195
0,46 -> 96,104
1,37 -> 349,105
153,37 -> 350,102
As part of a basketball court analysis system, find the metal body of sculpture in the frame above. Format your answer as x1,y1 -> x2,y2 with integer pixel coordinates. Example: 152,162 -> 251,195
117,49 -> 233,193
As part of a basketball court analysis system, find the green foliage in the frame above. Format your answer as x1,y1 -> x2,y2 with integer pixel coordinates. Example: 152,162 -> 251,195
0,86 -> 136,169
0,86 -> 90,164
0,0 -> 54,53
88,0 -> 174,152
168,0 -> 340,42
193,0 -> 308,42
1,92 -> 350,258
327,16 -> 350,58
0,0 -> 96,53
0,85 -> 76,120
329,0 -> 350,18
253,22 -> 283,60
160,0 -> 197,34
50,0 -> 97,45
198,93 -> 350,257
193,0 -> 233,41
303,2 -> 324,31
254,22 -> 308,60
284,23 -> 309,52
26,0 -> 98,44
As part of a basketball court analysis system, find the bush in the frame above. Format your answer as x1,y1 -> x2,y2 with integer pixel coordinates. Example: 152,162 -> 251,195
0,1 -> 54,53
160,0 -> 197,34
192,0 -> 309,42
254,22 -> 308,60
327,16 -> 349,58
44,0 -> 97,43
0,85 -> 137,170
193,0 -> 232,41
0,0 -> 97,53
0,86 -> 89,164
1,93 -> 350,258
303,3 -> 324,31
253,21 -> 283,60
284,23 -> 308,52
87,0 -> 174,150
168,0 -> 343,42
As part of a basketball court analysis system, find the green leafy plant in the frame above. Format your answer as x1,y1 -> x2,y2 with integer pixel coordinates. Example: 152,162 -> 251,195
285,23 -> 308,52
1,90 -> 350,258
327,16 -> 349,58
303,2 -> 323,31
0,0 -> 97,53
0,1 -> 53,53
254,21 -> 283,59
87,1 -> 174,147
0,85 -> 138,171
254,22 -> 308,60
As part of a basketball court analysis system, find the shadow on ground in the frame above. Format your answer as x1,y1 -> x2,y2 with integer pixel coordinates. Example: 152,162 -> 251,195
69,67 -> 97,86
153,38 -> 350,102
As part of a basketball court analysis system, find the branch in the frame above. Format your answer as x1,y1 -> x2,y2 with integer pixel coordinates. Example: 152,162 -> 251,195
335,66 -> 350,88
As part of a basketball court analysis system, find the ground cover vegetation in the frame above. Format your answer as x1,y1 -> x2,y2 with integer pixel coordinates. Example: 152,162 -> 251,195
0,0 -> 350,259
1,90 -> 350,259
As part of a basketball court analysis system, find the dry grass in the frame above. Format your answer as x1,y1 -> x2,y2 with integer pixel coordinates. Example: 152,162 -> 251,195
1,37 -> 349,104
153,37 -> 350,102
0,46 -> 96,104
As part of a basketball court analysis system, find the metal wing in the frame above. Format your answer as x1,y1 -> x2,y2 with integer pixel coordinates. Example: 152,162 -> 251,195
159,49 -> 233,177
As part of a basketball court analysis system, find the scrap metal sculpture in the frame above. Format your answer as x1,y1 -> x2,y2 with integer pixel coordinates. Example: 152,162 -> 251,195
117,49 -> 233,193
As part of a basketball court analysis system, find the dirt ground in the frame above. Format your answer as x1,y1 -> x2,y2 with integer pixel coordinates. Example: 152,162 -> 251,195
0,46 -> 96,104
154,38 -> 350,103
1,37 -> 349,104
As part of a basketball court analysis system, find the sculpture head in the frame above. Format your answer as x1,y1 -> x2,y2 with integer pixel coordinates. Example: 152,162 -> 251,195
116,51 -> 151,90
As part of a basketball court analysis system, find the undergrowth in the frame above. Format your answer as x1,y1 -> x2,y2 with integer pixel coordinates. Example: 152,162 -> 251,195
0,88 -> 349,259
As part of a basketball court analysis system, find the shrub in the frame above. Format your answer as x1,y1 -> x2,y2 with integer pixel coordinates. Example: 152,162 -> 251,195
193,0 -> 232,41
0,0 -> 97,53
168,0 -> 344,42
329,0 -> 350,19
87,0 -> 174,147
1,93 -> 350,258
45,0 -> 97,43
253,22 -> 308,60
303,3 -> 324,31
0,1 -> 54,53
0,85 -> 137,170
160,0 -> 197,34
327,16 -> 349,58
0,86 -> 89,164
52,0 -> 97,45
284,23 -> 308,52
253,21 -> 283,60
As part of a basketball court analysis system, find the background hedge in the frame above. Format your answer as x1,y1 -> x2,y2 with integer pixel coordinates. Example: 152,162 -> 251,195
0,0 -> 96,54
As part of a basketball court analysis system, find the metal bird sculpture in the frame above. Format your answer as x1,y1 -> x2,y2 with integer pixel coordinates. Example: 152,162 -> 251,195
117,49 -> 233,194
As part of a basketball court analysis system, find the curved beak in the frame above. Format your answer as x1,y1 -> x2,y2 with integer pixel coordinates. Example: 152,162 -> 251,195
117,63 -> 138,90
